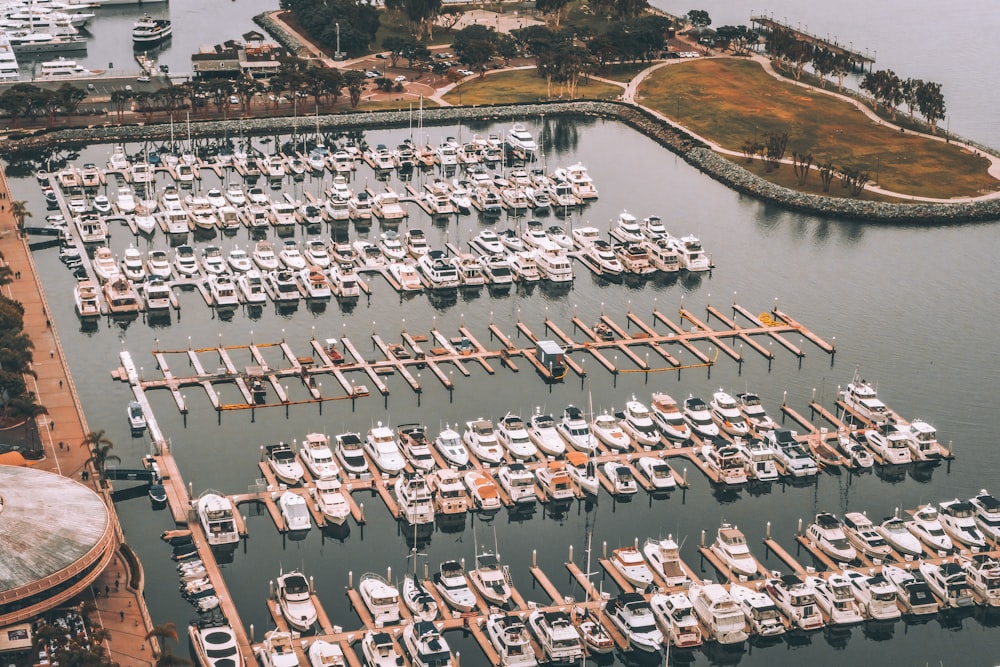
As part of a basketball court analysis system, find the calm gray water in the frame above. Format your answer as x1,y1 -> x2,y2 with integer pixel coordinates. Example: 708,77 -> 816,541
9,3 -> 1000,666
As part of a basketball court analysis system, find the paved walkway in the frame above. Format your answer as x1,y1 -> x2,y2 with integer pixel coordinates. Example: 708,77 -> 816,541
0,171 -> 156,666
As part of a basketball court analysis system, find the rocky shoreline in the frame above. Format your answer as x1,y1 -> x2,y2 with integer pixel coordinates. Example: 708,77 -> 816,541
4,100 -> 998,224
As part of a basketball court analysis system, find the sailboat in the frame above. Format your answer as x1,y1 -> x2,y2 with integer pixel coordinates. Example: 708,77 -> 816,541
402,524 -> 438,622
577,512 -> 614,655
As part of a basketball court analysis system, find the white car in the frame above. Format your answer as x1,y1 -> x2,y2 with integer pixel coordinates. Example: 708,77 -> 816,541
457,69 -> 474,76
394,75 -> 406,83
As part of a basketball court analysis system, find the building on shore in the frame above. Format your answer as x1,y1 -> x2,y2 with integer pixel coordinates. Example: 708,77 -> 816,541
191,31 -> 287,80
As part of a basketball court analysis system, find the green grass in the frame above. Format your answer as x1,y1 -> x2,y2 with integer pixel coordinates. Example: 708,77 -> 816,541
442,69 -> 622,105
594,63 -> 646,84
638,58 -> 995,199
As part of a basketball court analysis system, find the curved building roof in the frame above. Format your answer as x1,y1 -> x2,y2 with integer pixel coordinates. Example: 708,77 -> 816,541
0,465 -> 111,595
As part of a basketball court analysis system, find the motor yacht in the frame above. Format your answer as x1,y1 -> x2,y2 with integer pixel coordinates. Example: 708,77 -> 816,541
402,620 -> 452,667
613,241 -> 655,275
583,239 -> 624,275
365,423 -> 407,475
315,478 -> 350,525
252,241 -> 279,271
874,516 -> 924,557
649,393 -> 691,444
402,573 -> 439,623
335,432 -> 369,476
190,617 -> 245,667
727,585 -> 784,639
683,395 -> 718,439
766,429 -> 818,477
197,492 -> 239,546
449,182 -> 472,213
121,247 -> 146,282
244,204 -> 269,229
92,247 -> 120,283
638,536 -> 688,589
970,489 -> 1000,542
469,551 -> 511,607
227,248 -> 252,273
464,470 -> 502,512
278,240 -> 306,270
733,437 -> 779,482
463,419 -> 504,466
881,563 -> 938,615
907,504 -> 954,554
609,211 -> 643,244
842,570 -> 900,620
485,613 -> 537,667
208,274 -> 239,308
268,201 -> 297,228
401,229 -> 429,260
268,270 -> 300,303
604,462 -> 638,496
361,631 -> 403,667
526,411 -> 565,457
257,630 -> 298,667
395,472 -> 434,525
840,372 -> 891,425
324,197 -> 350,222
807,574 -> 864,625
307,639 -> 345,667
535,461 -> 575,502
764,574 -> 824,630
300,267 -> 331,299
358,572 -> 400,627
710,391 -> 750,437
427,469 -> 468,515
920,560 -> 974,608
470,230 -> 504,256
607,592 -> 663,653
388,259 -> 423,292
835,429 -> 875,469
433,425 -> 469,468
171,244 -> 200,277
842,512 -> 892,559
648,593 -> 704,647
669,235 -> 710,271
201,245 -> 226,275
372,189 -> 407,221
807,513 -> 858,563
556,405 -> 598,454
296,202 -> 324,226
276,569 -> 317,632
103,277 -> 141,314
74,279 -> 100,318
527,609 -> 583,664
419,250 -> 460,289
349,191 -> 373,220
591,412 -> 631,451
237,270 -> 267,304
506,123 -> 537,156
299,433 -> 339,480
862,423 -> 913,464
329,262 -> 361,298
619,398 -> 660,449
702,441 -> 748,486
491,414 -> 534,460
452,254 -> 486,286
938,499 -> 987,549
578,610 -> 615,656
134,209 -> 158,235
496,464 -> 537,506
277,491 -> 310,532
115,185 -> 137,214
434,561 -> 476,612
611,546 -> 653,587
963,555 -> 1000,606
396,424 -> 435,471
709,523 -> 759,580
902,419 -> 946,462
265,443 -> 304,485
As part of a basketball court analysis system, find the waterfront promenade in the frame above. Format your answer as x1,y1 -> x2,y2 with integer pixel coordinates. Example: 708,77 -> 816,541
0,170 -> 157,665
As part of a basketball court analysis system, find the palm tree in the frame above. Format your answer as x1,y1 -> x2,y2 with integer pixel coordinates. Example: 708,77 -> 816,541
148,622 -> 193,667
81,430 -> 120,482
10,200 -> 30,235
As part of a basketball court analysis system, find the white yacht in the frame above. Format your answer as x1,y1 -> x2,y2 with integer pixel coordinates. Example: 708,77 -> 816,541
485,614 -> 537,667
495,414 -> 536,460
463,419 -> 504,466
222,247 -> 251,274
903,419 -> 946,462
604,462 -> 638,496
236,270 -> 267,304
764,574 -> 824,630
300,267 -> 331,299
526,411 -> 565,457
938,498 -> 987,549
963,555 -> 1000,607
495,464 -> 537,506
650,393 -> 691,443
464,470 -> 501,512
907,504 -> 954,554
307,640 -> 345,667
646,237 -> 681,272
591,412 -> 630,451
806,513 -> 858,563
402,573 -> 438,623
609,211 -> 644,244
650,593 -> 705,647
841,512 -> 892,559
702,441 -> 748,486
299,433 -> 339,480
92,247 -> 120,283
505,122 -> 537,156
257,630 -> 298,667
398,423 -> 436,472
606,592 -> 663,654
471,229 -> 504,255
874,515 -> 924,557
276,570 -> 317,632
418,250 -> 460,289
683,395 -> 719,439
881,564 -> 939,615
807,574 -> 864,625
74,279 -> 100,318
556,405 -> 598,454
266,443 -> 304,486
433,425 -> 469,468
735,437 -> 779,482
268,270 -> 300,303
428,469 -> 468,515
314,478 -> 350,525
919,561 -> 975,608
197,492 -> 239,546
710,391 -> 750,437
364,423 -> 407,475
279,240 -> 306,270
0,33 -> 19,80
620,398 -> 660,448
201,246 -> 226,275
145,250 -> 172,280
115,185 -> 136,214
767,428 -> 818,477
452,254 -> 486,286
224,185 -> 246,206
358,572 -> 400,628
727,585 -> 784,638
252,241 -> 279,271
329,262 -> 361,298
840,372 -> 891,425
402,621 -> 452,667
709,523 -> 759,579
527,609 -> 582,664
434,560 -> 476,612
862,423 -> 913,464
372,189 -> 407,221
610,546 -> 653,587
468,551 -> 511,607
564,451 -> 600,496
669,235 -> 710,271
190,618 -> 245,667
361,631 -> 403,667
277,491 -> 310,532
395,472 -> 434,525
535,461 -> 575,502
642,536 -> 690,589
554,162 -> 597,199
970,489 -> 1000,543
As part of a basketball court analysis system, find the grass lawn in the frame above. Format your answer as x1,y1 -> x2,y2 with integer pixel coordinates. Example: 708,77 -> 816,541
594,63 -> 647,84
442,69 -> 622,105
639,58 -> 996,199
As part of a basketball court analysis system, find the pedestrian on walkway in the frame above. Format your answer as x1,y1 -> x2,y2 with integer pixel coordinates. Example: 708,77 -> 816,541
105,585 -> 110,596
119,610 -> 124,621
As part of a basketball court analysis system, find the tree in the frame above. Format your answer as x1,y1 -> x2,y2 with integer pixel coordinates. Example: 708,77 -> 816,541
148,622 -> 192,667
110,90 -> 131,124
57,84 -> 87,116
10,200 -> 30,234
686,9 -> 710,27
536,0 -> 570,28
615,0 -> 649,21
714,25 -> 753,54
382,36 -> 408,68
792,151 -> 813,185
916,80 -> 946,132
840,166 -> 870,196
810,47 -> 835,88
81,430 -> 120,481
404,0 -> 442,41
900,77 -> 921,120
343,70 -> 366,108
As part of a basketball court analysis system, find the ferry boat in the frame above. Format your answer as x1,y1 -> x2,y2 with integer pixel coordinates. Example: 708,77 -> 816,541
189,617 -> 245,667
402,621 -> 452,667
485,613 -> 537,667
527,609 -> 582,664
276,569 -> 318,632
433,560 -> 476,612
709,523 -> 759,579
358,573 -> 400,627
649,593 -> 704,647
335,431 -> 369,476
727,585 -> 784,638
642,536 -> 690,589
606,592 -> 663,654
197,492 -> 239,546
300,432 -> 339,480
131,15 -> 172,43
841,512 -> 892,559
73,279 -> 100,317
